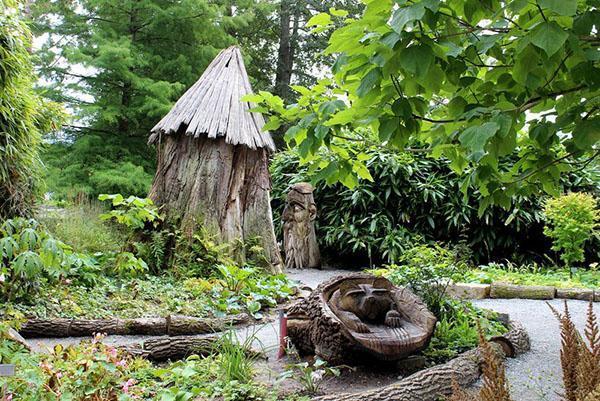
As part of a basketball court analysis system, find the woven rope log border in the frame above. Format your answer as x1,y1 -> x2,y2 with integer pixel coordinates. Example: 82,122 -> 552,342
311,320 -> 530,401
18,314 -> 249,338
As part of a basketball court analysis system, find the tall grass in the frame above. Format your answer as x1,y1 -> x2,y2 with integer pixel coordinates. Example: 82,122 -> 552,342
214,329 -> 259,384
38,202 -> 125,254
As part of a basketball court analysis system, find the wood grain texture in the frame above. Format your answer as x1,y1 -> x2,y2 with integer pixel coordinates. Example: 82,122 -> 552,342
311,321 -> 530,401
148,46 -> 275,151
286,273 -> 437,364
18,314 -> 248,338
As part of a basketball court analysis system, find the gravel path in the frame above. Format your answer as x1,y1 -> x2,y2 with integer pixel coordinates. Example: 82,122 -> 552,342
472,298 -> 591,401
25,269 -> 595,400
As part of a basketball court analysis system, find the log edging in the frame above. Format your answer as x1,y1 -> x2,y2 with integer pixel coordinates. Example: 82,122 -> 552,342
311,320 -> 530,401
448,282 -> 599,302
120,334 -> 265,362
18,314 -> 249,338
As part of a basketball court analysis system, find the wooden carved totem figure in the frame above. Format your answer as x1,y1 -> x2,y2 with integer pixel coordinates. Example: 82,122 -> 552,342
282,182 -> 321,269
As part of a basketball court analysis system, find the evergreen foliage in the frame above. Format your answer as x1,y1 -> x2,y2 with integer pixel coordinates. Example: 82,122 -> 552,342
32,0 -> 264,198
0,0 -> 63,218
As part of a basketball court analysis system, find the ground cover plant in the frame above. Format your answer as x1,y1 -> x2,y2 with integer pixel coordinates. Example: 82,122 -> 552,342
466,263 -> 600,289
0,200 -> 296,322
0,325 -> 309,401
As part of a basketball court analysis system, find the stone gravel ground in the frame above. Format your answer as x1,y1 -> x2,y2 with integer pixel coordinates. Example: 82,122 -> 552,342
26,268 -> 595,400
472,298 -> 591,401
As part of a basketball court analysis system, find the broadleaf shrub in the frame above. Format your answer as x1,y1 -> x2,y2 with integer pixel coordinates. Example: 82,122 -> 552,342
0,218 -> 99,302
543,193 -> 599,268
271,143 -> 599,265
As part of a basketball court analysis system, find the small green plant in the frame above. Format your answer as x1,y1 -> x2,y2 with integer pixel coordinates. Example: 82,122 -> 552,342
424,299 -> 506,364
384,244 -> 468,316
113,252 -> 149,277
278,355 -> 341,395
98,193 -> 162,229
171,227 -> 234,277
543,193 -> 599,273
0,218 -> 99,302
215,329 -> 258,384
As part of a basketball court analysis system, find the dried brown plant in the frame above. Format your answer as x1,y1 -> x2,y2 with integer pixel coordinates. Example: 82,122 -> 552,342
447,322 -> 512,401
448,302 -> 600,401
549,300 -> 600,401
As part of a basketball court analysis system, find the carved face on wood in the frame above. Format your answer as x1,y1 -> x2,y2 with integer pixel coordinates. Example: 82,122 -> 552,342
337,278 -> 395,323
282,183 -> 320,269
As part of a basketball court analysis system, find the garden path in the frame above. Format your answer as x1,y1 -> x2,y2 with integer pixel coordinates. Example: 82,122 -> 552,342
27,268 -> 591,400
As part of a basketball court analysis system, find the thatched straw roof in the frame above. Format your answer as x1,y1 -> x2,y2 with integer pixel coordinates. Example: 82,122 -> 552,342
148,46 -> 275,151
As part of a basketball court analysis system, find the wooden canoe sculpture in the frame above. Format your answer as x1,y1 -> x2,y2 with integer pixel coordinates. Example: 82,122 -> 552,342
286,273 -> 437,364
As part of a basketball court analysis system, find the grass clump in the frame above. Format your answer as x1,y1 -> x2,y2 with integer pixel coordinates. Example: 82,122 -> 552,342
38,202 -> 125,254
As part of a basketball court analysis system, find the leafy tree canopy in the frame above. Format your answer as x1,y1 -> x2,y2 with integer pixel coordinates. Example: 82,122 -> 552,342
32,0 -> 271,198
251,0 -> 599,212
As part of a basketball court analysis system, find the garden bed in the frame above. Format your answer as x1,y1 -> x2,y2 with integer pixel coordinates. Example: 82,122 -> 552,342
2,273 -> 296,321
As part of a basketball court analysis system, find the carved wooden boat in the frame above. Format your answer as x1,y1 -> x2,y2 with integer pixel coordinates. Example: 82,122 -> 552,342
286,273 -> 437,363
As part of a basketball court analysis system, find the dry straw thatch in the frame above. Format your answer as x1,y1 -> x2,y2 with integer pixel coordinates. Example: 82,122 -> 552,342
148,46 -> 275,151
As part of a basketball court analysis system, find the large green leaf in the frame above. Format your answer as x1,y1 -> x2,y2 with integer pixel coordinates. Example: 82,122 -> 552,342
458,122 -> 500,161
390,4 -> 426,33
399,45 -> 434,77
356,67 -> 382,97
572,118 -> 600,150
530,22 -> 569,57
538,0 -> 577,16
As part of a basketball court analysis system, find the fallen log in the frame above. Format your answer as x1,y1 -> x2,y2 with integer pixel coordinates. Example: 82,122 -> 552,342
122,336 -> 220,362
312,321 -> 530,401
19,314 -> 249,338
167,314 -> 248,335
121,335 -> 265,362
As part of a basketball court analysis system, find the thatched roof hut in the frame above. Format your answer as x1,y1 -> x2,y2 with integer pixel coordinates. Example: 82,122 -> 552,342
148,46 -> 282,273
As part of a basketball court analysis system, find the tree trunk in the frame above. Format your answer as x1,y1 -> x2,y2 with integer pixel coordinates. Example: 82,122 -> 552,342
274,0 -> 293,100
149,135 -> 283,273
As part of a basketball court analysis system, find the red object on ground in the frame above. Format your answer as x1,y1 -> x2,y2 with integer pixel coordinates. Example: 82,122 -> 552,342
278,309 -> 288,359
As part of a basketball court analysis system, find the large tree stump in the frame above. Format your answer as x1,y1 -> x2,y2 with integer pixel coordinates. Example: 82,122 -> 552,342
147,46 -> 282,273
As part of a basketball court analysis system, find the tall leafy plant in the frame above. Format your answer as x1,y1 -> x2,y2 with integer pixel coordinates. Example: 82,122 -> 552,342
0,218 -> 99,302
0,0 -> 63,218
543,193 -> 599,271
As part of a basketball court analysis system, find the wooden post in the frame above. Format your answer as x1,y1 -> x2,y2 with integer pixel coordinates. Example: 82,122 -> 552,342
282,182 -> 321,269
278,309 -> 288,359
